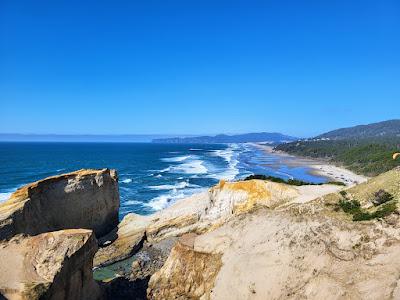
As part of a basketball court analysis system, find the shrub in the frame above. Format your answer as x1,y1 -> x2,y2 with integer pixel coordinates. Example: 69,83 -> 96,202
352,212 -> 374,221
327,181 -> 346,186
243,174 -> 345,186
373,201 -> 397,218
338,199 -> 361,214
372,189 -> 393,206
336,194 -> 397,222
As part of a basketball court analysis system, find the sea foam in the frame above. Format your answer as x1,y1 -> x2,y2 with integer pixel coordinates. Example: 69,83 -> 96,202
161,155 -> 191,162
145,186 -> 205,211
208,144 -> 240,180
121,178 -> 132,184
0,192 -> 12,203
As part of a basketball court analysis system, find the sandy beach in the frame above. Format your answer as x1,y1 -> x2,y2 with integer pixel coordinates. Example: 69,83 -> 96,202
252,143 -> 368,186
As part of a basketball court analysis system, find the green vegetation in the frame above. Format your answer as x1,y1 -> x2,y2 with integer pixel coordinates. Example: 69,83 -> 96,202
275,137 -> 400,176
244,174 -> 345,186
338,199 -> 361,214
352,201 -> 397,221
335,189 -> 397,221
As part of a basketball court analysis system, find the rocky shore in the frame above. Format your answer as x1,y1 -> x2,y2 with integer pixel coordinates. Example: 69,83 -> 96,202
1,167 -> 400,299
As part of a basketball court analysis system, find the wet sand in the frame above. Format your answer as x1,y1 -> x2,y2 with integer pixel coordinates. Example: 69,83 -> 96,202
252,143 -> 368,186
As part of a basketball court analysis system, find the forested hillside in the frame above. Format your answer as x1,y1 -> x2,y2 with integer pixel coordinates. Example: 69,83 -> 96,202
317,119 -> 400,140
276,121 -> 400,176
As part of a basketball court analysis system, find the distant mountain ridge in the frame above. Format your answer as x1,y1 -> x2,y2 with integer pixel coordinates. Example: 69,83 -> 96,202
152,132 -> 297,144
316,119 -> 400,140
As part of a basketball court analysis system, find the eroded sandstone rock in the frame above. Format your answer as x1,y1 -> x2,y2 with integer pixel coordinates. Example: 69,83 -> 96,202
0,169 -> 119,240
97,179 -> 316,266
192,209 -> 400,300
94,213 -> 150,267
147,233 -> 222,300
0,229 -> 103,300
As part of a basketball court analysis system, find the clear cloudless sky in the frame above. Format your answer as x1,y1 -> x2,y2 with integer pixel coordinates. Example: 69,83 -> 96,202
0,0 -> 399,137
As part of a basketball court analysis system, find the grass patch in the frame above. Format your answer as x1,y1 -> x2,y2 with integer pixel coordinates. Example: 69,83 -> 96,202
244,174 -> 345,186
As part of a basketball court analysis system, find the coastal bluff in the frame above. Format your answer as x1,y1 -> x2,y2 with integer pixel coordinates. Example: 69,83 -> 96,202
0,169 -> 119,240
1,167 -> 400,299
0,169 -> 120,300
94,168 -> 400,300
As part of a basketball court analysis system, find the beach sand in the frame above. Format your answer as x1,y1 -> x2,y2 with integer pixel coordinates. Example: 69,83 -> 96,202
252,143 -> 368,186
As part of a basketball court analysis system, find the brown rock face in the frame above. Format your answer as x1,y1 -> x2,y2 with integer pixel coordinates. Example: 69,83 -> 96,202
94,213 -> 149,267
0,229 -> 103,300
0,169 -> 119,240
147,234 -> 222,300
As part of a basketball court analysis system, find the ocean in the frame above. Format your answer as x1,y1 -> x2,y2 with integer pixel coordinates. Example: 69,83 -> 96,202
0,142 -> 326,219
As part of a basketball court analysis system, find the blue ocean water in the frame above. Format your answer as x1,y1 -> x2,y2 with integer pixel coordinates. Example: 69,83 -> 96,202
0,142 -> 326,219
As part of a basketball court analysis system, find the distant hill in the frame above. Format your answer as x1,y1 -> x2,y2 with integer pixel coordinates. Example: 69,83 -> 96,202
317,119 -> 400,140
152,132 -> 297,144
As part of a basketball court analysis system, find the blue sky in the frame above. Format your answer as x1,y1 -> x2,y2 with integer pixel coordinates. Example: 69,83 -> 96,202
0,0 -> 399,137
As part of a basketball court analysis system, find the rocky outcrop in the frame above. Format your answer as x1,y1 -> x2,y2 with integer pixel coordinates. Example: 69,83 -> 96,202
147,234 -> 222,300
130,237 -> 177,281
0,169 -> 119,240
94,213 -> 150,267
97,179 -> 339,267
0,229 -> 103,300
0,169 -> 121,299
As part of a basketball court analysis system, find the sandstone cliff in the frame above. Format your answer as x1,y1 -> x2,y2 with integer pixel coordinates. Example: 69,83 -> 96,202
0,169 -> 119,240
0,229 -> 103,300
148,233 -> 222,300
0,169 -> 121,300
95,179 -> 341,268
144,168 -> 400,299
2,166 -> 399,299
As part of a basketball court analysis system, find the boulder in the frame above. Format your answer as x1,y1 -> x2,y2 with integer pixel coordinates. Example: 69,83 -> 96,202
0,229 -> 103,300
0,169 -> 119,240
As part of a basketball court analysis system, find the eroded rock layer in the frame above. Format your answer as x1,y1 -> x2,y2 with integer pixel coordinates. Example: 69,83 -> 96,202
147,234 -> 222,300
0,229 -> 103,300
97,179 -> 340,268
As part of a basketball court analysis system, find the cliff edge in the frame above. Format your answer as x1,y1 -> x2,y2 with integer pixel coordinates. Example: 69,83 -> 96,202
0,169 -> 119,240
0,169 -> 121,300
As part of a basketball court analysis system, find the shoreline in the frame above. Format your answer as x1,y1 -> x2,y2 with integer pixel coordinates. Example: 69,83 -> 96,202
251,143 -> 368,186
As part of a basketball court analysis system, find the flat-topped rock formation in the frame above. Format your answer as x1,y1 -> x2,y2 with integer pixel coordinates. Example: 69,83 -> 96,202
0,229 -> 103,300
0,169 -> 119,240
